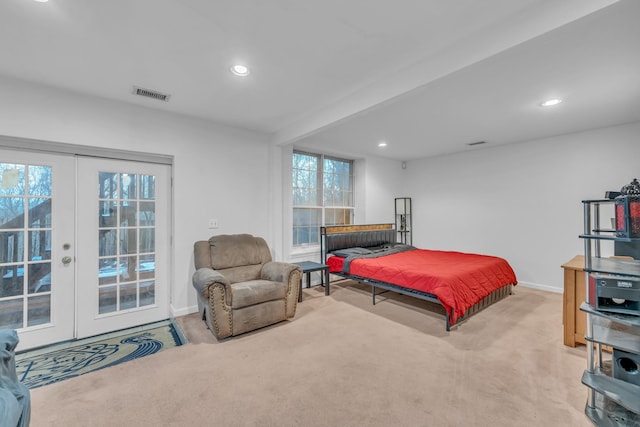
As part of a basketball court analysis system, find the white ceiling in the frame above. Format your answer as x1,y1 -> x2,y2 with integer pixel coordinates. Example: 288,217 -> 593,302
1,0 -> 638,161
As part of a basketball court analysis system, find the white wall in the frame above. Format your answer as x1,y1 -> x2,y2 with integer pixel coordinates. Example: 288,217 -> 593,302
357,156 -> 406,225
403,121 -> 640,292
0,75 -> 274,316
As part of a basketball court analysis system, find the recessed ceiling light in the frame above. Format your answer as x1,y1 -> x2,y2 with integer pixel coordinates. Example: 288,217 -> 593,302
541,98 -> 562,107
378,142 -> 387,148
33,0 -> 49,2
230,64 -> 250,77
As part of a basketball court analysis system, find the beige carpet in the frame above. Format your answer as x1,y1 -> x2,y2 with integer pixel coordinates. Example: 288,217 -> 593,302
29,281 -> 592,427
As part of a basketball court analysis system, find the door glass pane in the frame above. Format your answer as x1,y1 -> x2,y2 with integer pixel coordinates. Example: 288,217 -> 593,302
99,229 -> 117,257
0,197 -> 24,229
98,172 -> 118,199
138,255 -> 154,280
28,166 -> 52,196
120,174 -> 136,199
0,231 -> 24,263
99,201 -> 117,227
28,198 -> 51,228
98,286 -> 117,314
119,283 -> 137,310
0,162 -> 53,329
140,175 -> 155,199
140,281 -> 155,307
0,298 -> 23,329
119,228 -> 137,255
120,201 -> 137,226
28,263 -> 51,293
138,202 -> 155,226
27,295 -> 50,327
96,171 -> 156,316
99,257 -> 118,285
139,229 -> 154,253
0,164 -> 25,195
1,265 -> 23,297
28,230 -> 51,261
120,256 -> 137,282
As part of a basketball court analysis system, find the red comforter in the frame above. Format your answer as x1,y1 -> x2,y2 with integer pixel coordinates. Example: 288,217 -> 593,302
328,249 -> 517,323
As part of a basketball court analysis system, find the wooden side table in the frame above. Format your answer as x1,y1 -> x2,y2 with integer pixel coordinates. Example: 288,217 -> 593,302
561,255 -> 586,347
295,261 -> 330,302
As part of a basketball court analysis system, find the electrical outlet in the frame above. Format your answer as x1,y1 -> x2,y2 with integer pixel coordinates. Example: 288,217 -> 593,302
208,218 -> 219,229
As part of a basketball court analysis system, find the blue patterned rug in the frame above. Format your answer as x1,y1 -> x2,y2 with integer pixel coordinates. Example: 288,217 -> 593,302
15,320 -> 186,389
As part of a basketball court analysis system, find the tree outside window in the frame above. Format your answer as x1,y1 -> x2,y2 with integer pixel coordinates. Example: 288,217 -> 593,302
292,151 -> 353,247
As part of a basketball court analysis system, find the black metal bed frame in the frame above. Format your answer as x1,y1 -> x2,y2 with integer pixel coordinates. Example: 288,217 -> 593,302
320,223 -> 513,331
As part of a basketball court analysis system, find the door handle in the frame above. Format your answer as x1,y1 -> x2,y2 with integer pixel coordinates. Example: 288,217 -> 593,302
62,256 -> 72,265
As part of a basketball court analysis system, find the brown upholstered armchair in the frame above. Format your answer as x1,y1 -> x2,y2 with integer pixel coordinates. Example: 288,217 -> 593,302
192,234 -> 302,339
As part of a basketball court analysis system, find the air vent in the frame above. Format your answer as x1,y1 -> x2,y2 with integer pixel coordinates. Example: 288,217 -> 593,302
467,141 -> 487,146
132,86 -> 171,102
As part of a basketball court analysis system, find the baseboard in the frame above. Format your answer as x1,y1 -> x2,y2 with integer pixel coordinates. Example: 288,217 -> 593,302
516,281 -> 563,294
170,304 -> 199,318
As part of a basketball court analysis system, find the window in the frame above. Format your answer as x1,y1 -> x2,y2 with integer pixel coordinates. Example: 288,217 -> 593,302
292,151 -> 354,247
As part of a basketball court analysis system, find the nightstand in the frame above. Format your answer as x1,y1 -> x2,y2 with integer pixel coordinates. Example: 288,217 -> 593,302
295,261 -> 330,302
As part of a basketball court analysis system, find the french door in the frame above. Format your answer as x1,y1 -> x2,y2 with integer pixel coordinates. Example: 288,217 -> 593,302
0,148 -> 170,351
76,157 -> 170,338
0,150 -> 75,349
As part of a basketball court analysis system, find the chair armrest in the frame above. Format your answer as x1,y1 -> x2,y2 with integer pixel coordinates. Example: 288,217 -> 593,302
192,268 -> 230,297
262,262 -> 302,318
261,262 -> 302,285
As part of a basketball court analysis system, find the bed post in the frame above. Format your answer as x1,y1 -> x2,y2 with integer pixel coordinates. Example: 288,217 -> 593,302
320,226 -> 325,263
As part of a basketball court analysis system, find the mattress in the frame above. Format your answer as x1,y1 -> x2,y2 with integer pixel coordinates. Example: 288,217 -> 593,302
328,248 -> 517,323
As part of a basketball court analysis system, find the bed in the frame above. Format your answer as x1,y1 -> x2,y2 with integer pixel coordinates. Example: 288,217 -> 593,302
321,223 -> 517,330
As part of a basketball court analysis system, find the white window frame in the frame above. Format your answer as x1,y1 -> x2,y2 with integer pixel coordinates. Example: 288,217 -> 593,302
292,150 -> 354,250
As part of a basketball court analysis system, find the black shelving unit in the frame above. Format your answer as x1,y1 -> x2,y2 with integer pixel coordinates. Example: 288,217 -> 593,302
394,197 -> 412,245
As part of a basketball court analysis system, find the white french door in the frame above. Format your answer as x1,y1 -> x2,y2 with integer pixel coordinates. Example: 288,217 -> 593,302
0,148 -> 171,350
76,157 -> 170,338
0,150 -> 75,350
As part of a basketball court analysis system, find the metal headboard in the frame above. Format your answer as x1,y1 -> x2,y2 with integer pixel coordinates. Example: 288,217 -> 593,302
320,223 -> 396,263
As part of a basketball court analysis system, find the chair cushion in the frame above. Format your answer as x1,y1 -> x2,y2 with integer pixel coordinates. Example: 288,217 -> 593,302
209,234 -> 270,270
219,264 -> 263,285
230,280 -> 286,309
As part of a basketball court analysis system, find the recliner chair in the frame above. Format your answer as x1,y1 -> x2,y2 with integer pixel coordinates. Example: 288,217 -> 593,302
192,234 -> 302,339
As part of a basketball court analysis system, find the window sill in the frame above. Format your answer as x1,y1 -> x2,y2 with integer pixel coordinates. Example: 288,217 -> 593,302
289,245 -> 321,262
